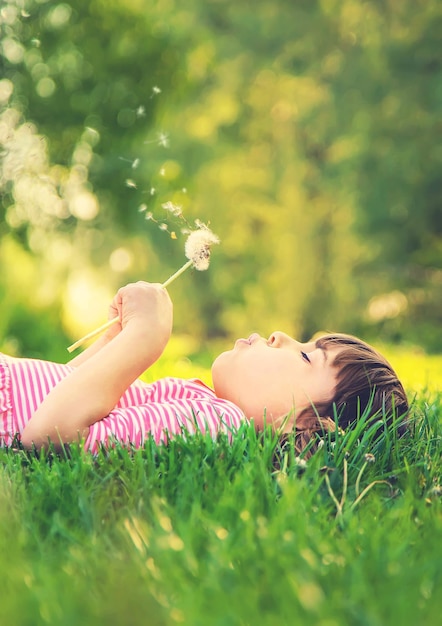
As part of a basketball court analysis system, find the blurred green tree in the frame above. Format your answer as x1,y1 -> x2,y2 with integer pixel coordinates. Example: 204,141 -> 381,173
1,0 -> 440,356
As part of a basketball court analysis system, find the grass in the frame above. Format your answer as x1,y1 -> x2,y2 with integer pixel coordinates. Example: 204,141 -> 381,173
0,343 -> 441,626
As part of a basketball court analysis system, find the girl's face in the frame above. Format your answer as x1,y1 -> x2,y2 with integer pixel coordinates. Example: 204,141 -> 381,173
212,332 -> 340,430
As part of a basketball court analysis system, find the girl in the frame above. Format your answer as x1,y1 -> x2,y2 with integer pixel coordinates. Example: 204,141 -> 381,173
0,282 -> 408,454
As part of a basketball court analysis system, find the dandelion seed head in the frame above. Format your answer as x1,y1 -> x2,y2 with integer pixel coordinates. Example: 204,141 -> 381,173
294,457 -> 307,469
184,225 -> 220,271
364,453 -> 376,463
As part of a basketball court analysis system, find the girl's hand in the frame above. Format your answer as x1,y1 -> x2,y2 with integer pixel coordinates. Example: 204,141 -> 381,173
108,281 -> 173,342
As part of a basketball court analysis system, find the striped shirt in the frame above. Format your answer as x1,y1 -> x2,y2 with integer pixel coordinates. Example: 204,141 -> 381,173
0,353 -> 246,453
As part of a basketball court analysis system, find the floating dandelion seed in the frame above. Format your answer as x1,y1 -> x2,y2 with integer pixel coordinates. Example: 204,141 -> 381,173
144,132 -> 169,148
138,204 -> 148,213
158,132 -> 169,148
31,38 -> 41,47
67,225 -> 220,352
125,179 -> 137,189
21,10 -> 31,17
136,105 -> 146,118
145,212 -> 153,220
119,156 -> 140,169
162,201 -> 183,217
159,223 -> 168,231
150,187 -> 156,195
152,86 -> 161,95
159,168 -> 165,176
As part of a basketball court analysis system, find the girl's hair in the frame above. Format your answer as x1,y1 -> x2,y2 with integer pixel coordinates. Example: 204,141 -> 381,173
293,333 -> 409,455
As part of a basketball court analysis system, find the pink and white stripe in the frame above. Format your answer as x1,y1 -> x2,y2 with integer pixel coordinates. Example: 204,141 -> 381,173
0,354 -> 246,452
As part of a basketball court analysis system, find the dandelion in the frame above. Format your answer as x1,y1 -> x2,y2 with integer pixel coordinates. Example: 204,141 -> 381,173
184,225 -> 220,271
125,179 -> 137,189
294,457 -> 308,469
67,224 -> 220,352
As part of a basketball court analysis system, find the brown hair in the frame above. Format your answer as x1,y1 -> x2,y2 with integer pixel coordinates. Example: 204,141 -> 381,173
293,333 -> 409,456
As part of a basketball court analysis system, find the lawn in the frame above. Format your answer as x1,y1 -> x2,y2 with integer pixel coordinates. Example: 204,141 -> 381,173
0,343 -> 440,626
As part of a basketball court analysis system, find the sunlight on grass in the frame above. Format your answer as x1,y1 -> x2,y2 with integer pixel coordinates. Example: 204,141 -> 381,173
376,343 -> 442,393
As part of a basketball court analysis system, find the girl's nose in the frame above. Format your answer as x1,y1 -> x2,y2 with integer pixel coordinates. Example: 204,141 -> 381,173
267,331 -> 295,347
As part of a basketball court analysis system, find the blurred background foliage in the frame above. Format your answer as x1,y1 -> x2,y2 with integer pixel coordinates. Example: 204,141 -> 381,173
0,0 -> 441,362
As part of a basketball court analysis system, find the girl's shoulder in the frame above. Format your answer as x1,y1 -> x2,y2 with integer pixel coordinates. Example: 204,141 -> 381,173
151,377 -> 217,400
152,377 -> 246,418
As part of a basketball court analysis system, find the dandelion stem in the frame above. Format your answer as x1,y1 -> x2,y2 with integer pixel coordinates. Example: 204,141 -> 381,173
67,259 -> 194,353
351,480 -> 392,511
355,462 -> 368,497
161,259 -> 193,288
67,318 -> 119,353
324,473 -> 343,519
340,457 -> 348,510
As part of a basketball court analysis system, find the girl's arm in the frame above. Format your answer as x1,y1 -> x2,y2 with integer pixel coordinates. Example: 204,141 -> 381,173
21,282 -> 173,449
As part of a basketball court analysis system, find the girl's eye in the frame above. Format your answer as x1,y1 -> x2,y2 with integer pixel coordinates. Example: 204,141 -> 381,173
301,351 -> 311,363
